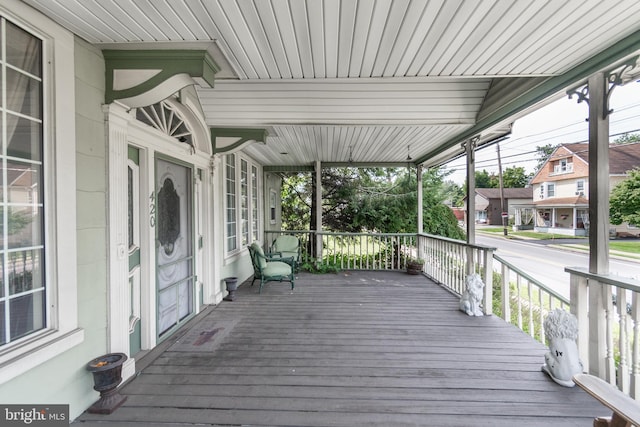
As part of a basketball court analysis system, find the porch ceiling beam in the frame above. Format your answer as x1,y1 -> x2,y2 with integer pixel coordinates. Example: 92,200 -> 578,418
104,50 -> 220,105
416,28 -> 640,166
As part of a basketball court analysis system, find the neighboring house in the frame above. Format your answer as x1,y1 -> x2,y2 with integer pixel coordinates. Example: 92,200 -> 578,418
529,142 -> 640,236
463,188 -> 533,225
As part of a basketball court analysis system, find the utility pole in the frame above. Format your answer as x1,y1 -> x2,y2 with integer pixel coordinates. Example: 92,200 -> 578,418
496,143 -> 508,236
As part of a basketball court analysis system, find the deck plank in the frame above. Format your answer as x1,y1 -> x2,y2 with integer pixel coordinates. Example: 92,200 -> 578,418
74,271 -> 608,426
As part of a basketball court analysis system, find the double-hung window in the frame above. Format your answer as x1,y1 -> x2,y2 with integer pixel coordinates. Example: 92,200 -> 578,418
0,8 -> 81,384
547,183 -> 555,197
224,154 -> 261,255
225,154 -> 237,252
1,17 -> 45,347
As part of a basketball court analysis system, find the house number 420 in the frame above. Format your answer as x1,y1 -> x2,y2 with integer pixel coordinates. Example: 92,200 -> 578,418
149,191 -> 156,227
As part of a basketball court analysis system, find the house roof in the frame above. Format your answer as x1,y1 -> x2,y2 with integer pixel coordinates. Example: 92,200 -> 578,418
563,142 -> 640,174
21,0 -> 640,169
534,196 -> 589,207
537,141 -> 640,179
475,188 -> 533,200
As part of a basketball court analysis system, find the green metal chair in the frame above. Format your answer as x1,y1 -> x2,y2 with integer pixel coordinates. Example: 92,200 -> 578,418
270,235 -> 301,271
248,243 -> 295,293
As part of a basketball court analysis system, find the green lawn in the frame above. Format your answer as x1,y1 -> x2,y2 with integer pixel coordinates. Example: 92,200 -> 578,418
479,228 -> 640,255
610,241 -> 640,254
479,228 -> 585,240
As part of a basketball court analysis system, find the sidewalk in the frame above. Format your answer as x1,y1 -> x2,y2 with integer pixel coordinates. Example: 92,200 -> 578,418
477,229 -> 640,261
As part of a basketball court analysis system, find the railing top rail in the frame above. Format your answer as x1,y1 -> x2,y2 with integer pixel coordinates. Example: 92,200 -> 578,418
265,230 -> 314,234
495,254 -> 570,305
418,232 -> 497,252
565,266 -> 640,292
317,231 -> 416,237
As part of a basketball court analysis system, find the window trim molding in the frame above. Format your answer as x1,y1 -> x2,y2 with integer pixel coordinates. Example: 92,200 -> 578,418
0,1 -> 82,384
224,153 -> 262,257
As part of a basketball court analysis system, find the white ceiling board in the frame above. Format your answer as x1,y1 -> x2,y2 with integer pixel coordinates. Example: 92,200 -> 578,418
24,0 -> 640,78
19,0 -> 640,168
242,124 -> 472,166
199,78 -> 491,126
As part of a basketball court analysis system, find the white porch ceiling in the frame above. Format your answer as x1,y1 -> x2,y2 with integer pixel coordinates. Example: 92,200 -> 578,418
20,0 -> 640,167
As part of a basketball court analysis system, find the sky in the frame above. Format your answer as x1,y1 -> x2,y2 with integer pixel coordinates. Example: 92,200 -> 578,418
441,81 -> 640,184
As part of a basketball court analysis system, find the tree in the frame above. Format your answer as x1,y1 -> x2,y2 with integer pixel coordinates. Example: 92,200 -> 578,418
281,172 -> 311,230
280,166 -> 465,240
613,133 -> 640,144
502,166 -> 531,188
535,144 -> 556,172
442,180 -> 465,206
610,168 -> 640,226
475,170 -> 493,188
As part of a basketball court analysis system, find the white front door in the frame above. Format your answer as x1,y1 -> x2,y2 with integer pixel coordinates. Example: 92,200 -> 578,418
155,157 -> 194,337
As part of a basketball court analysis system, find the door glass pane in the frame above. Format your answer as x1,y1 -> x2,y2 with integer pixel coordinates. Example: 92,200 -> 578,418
9,290 -> 45,340
156,158 -> 193,337
5,161 -> 41,203
8,249 -> 43,295
6,68 -> 41,119
6,206 -> 43,250
6,21 -> 42,77
6,114 -> 42,161
128,166 -> 134,248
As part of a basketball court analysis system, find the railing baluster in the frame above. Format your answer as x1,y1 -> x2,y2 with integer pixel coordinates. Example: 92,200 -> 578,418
501,263 -> 510,323
619,287 -> 630,393
605,284 -> 616,385
527,280 -> 534,338
517,275 -> 523,331
539,289 -> 544,344
632,292 -> 640,399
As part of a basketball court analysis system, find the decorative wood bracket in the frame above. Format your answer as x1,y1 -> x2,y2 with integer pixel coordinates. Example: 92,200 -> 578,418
603,57 -> 639,119
461,135 -> 480,164
104,50 -> 219,106
210,128 -> 268,154
568,56 -> 639,120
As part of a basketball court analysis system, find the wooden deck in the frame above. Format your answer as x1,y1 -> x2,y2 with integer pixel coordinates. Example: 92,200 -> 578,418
75,271 -> 608,426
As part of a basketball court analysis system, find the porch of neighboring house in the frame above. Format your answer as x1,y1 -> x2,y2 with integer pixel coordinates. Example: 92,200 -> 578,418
533,200 -> 589,237
74,271 -> 608,427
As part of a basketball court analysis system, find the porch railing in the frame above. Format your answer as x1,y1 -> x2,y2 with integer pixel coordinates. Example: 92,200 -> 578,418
417,233 -> 495,315
265,229 -> 640,398
318,232 -> 415,270
265,230 -> 415,271
567,267 -> 640,398
493,254 -> 569,343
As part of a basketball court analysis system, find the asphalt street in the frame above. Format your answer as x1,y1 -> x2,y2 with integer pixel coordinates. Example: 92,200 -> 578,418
475,233 -> 640,299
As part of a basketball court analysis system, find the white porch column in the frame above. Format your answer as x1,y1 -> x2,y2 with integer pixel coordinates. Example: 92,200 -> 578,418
569,70 -> 617,381
573,207 -> 578,233
315,160 -> 323,261
104,102 -> 136,380
464,137 -> 478,275
464,138 -> 477,245
417,165 -> 423,235
587,72 -> 610,275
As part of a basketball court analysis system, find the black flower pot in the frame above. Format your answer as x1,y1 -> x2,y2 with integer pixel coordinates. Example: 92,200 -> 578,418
406,262 -> 423,275
223,276 -> 238,301
86,353 -> 128,414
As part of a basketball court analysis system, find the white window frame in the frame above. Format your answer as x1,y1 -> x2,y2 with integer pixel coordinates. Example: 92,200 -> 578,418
576,180 -> 585,195
224,154 -> 262,255
224,154 -> 237,253
547,183 -> 555,197
0,3 -> 82,384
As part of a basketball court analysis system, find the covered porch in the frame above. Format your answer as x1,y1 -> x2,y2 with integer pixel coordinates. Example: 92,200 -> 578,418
75,271 -> 607,426
533,199 -> 590,237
